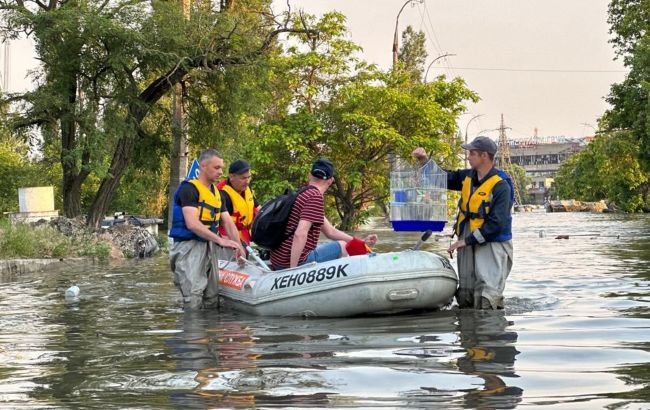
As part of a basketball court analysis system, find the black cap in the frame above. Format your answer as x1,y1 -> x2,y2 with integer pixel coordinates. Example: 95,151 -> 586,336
311,158 -> 335,180
228,159 -> 250,175
461,136 -> 498,155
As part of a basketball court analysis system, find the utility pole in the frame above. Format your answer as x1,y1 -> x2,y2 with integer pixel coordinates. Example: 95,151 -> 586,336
392,0 -> 422,68
424,53 -> 455,83
167,0 -> 191,231
1,40 -> 9,92
464,114 -> 483,168
495,114 -> 522,206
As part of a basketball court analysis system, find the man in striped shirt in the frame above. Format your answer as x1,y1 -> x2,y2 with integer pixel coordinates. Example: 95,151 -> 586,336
270,159 -> 378,269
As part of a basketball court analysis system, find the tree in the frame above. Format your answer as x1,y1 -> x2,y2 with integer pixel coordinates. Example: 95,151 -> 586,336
0,0 -> 316,227
508,164 -> 532,204
603,1 -> 650,170
554,131 -> 649,211
398,25 -> 428,83
247,13 -> 477,230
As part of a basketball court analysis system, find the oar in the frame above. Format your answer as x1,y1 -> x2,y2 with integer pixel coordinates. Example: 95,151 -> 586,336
412,230 -> 433,250
245,244 -> 271,272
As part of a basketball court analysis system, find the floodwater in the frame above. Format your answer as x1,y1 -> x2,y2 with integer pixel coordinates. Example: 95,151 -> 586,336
1,212 -> 649,409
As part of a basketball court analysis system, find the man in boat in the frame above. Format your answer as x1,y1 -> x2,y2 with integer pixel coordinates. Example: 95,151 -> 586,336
270,158 -> 378,270
169,149 -> 246,310
413,138 -> 514,310
217,159 -> 260,246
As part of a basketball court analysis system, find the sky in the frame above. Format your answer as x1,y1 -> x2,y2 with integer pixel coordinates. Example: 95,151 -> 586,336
271,0 -> 627,140
2,0 -> 627,140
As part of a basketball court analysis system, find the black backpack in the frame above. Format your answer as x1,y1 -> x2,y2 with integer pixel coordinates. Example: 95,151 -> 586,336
251,186 -> 316,250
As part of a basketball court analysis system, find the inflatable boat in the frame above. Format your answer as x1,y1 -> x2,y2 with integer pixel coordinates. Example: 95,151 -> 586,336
217,250 -> 458,317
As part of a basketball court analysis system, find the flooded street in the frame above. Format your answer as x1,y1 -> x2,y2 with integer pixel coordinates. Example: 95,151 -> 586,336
1,211 -> 649,408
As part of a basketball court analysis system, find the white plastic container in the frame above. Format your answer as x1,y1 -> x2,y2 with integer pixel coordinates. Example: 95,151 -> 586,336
65,285 -> 80,299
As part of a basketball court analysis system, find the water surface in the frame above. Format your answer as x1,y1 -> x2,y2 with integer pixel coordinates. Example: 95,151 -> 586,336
1,212 -> 649,408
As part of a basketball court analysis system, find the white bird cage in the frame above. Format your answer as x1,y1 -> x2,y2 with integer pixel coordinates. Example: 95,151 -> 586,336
389,158 -> 447,231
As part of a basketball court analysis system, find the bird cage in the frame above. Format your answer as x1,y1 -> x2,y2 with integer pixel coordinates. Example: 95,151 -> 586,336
389,158 -> 447,232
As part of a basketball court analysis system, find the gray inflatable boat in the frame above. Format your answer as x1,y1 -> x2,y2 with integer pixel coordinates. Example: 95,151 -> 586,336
217,251 -> 457,317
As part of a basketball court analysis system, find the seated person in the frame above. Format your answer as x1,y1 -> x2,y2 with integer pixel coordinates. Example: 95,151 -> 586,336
270,158 -> 378,269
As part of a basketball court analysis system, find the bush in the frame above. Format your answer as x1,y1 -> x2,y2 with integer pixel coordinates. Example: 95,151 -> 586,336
0,220 -> 114,260
0,220 -> 71,259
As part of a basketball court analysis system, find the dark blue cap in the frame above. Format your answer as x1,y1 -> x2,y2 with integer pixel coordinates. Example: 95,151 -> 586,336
228,159 -> 250,175
311,158 -> 335,180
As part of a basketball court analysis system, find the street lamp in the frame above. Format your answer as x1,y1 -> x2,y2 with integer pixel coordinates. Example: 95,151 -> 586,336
392,0 -> 423,68
580,122 -> 597,136
424,53 -> 456,83
464,114 -> 484,167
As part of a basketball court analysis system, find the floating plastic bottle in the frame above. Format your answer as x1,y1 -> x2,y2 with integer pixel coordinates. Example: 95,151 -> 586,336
389,157 -> 447,232
65,285 -> 80,299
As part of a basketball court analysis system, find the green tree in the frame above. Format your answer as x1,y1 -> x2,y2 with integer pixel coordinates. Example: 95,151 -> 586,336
398,25 -> 428,83
0,0 -> 315,227
603,1 -> 650,170
554,131 -> 649,211
247,13 -> 477,230
509,164 -> 532,204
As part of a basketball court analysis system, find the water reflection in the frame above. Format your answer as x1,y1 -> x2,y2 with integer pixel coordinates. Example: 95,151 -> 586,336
455,310 -> 522,409
0,212 -> 649,408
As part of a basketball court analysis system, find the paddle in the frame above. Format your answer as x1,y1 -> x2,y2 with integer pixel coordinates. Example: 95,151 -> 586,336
245,244 -> 272,272
412,230 -> 433,251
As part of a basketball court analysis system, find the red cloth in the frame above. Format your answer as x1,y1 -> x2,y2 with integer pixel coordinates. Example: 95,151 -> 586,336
346,237 -> 371,256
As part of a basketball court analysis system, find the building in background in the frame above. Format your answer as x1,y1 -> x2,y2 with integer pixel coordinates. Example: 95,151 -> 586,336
508,136 -> 591,204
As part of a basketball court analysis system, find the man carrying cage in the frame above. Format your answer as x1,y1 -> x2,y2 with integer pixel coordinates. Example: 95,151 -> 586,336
412,137 -> 514,310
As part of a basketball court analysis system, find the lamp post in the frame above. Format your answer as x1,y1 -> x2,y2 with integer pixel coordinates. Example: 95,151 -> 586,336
580,122 -> 597,136
424,53 -> 455,83
392,0 -> 423,68
464,114 -> 484,168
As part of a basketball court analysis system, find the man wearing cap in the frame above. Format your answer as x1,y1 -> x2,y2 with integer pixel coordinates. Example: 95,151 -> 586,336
270,158 -> 378,269
217,159 -> 260,245
446,136 -> 514,310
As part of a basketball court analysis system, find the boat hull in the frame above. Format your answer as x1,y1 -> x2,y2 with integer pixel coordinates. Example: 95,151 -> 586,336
217,251 -> 458,317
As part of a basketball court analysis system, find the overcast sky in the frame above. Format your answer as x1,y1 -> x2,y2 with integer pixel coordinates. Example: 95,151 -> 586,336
3,0 -> 627,140
273,0 -> 627,139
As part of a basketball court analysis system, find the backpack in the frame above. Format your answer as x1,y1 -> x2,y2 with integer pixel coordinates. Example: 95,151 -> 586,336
251,185 -> 316,250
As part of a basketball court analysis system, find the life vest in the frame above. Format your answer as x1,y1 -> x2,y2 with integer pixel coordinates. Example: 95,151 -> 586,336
169,179 -> 222,241
217,180 -> 256,244
455,169 -> 513,242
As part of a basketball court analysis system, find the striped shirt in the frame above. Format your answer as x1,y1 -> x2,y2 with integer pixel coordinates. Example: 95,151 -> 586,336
270,186 -> 324,268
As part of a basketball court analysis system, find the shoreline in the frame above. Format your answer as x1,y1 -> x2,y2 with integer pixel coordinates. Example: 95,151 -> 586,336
0,257 -> 90,277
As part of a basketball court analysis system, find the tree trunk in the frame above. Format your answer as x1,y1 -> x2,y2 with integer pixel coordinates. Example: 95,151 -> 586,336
60,75 -> 82,218
87,137 -> 135,228
84,28 -> 315,228
338,195 -> 357,231
167,82 -> 188,231
339,207 -> 356,231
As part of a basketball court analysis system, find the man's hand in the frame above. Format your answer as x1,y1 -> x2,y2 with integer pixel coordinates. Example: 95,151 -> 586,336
219,238 -> 246,260
364,234 -> 378,247
447,239 -> 466,254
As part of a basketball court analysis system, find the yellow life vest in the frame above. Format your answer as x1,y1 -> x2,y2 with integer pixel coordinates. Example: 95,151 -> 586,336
455,174 -> 503,236
188,179 -> 222,232
220,184 -> 255,239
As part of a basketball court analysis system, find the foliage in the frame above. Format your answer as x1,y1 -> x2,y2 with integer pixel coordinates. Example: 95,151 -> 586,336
554,131 -> 649,211
0,0 -> 315,227
508,164 -> 532,204
603,1 -> 650,171
247,13 -> 477,230
398,25 -> 428,83
0,219 -> 114,260
0,126 -> 61,213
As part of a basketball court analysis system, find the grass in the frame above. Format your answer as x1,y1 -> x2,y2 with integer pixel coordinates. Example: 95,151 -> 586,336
0,219 -> 112,261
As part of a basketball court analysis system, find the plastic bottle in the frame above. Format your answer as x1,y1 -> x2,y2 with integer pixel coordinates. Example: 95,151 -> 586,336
65,285 -> 80,299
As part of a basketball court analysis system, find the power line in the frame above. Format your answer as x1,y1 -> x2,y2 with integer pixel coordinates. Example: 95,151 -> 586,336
430,66 -> 626,73
422,2 -> 457,78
